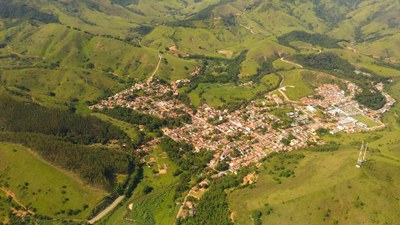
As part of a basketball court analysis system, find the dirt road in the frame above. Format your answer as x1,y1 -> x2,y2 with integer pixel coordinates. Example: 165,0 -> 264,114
147,54 -> 163,84
280,57 -> 303,68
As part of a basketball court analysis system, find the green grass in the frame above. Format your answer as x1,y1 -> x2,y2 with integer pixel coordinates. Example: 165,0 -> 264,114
279,69 -> 314,100
98,145 -> 180,225
228,145 -> 400,225
91,113 -> 143,141
188,79 -> 279,107
272,58 -> 300,70
353,115 -> 380,128
0,142 -> 106,219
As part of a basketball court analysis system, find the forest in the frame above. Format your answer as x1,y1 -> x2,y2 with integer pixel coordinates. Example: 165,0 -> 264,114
0,96 -> 127,145
0,0 -> 58,23
100,106 -> 191,134
278,31 -> 342,49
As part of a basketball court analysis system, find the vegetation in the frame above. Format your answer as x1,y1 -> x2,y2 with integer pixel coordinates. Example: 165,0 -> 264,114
290,53 -> 387,109
0,142 -> 105,219
278,31 -> 341,49
0,0 -> 399,223
0,132 -> 133,190
0,1 -> 58,23
99,106 -> 191,134
0,96 -> 127,145
179,175 -> 241,225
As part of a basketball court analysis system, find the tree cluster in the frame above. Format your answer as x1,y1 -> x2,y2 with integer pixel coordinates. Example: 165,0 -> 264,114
0,97 -> 127,145
278,31 -> 342,49
0,0 -> 58,23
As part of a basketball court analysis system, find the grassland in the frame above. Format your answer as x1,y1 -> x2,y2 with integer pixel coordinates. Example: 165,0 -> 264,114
353,115 -> 380,128
188,74 -> 280,107
0,142 -> 106,219
229,143 -> 400,225
98,145 -> 180,225
278,69 -> 314,100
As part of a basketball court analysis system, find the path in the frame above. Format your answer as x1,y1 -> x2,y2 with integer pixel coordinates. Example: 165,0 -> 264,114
280,57 -> 303,69
0,187 -> 35,215
147,54 -> 163,84
239,24 -> 256,34
175,190 -> 193,220
278,86 -> 300,104
88,195 -> 125,224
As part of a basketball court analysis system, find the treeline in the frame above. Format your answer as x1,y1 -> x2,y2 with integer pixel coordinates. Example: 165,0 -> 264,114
0,97 -> 127,145
100,106 -> 191,134
0,132 -> 133,189
290,52 -> 387,109
278,31 -> 342,49
0,0 -> 58,23
306,141 -> 340,152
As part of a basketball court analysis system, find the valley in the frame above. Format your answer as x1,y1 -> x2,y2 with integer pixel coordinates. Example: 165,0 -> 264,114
0,0 -> 399,224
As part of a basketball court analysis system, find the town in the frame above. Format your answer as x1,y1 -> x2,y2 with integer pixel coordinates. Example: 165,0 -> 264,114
90,79 -> 395,174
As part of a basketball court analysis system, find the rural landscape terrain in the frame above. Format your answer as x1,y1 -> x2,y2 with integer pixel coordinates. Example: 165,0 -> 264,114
0,0 -> 399,224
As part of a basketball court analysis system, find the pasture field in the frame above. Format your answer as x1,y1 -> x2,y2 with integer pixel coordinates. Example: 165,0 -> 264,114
240,38 -> 295,76
228,144 -> 400,225
272,58 -> 300,71
98,145 -> 180,225
279,69 -> 314,100
0,142 -> 106,220
353,115 -> 380,128
329,49 -> 400,78
188,77 -> 280,107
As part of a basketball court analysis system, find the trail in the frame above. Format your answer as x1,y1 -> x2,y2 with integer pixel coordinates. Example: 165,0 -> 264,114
175,190 -> 193,220
280,57 -> 303,69
278,86 -> 300,104
88,195 -> 125,224
239,24 -> 256,34
0,187 -> 35,215
147,54 -> 163,84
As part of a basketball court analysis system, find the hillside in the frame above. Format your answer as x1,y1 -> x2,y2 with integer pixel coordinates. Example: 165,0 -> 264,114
0,0 -> 399,224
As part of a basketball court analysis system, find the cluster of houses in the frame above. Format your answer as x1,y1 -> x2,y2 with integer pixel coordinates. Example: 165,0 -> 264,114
90,79 -> 192,119
300,82 -> 395,133
91,79 -> 394,174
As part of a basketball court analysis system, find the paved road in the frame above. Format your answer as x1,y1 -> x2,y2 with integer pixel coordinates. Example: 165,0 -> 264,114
88,195 -> 125,224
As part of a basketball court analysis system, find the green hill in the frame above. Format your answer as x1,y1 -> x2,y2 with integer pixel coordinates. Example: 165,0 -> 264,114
0,0 -> 399,224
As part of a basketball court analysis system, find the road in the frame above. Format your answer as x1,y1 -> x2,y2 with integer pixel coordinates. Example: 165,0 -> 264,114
88,195 -> 125,224
175,190 -> 193,221
0,187 -> 32,212
147,54 -> 163,84
280,57 -> 303,68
